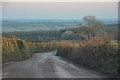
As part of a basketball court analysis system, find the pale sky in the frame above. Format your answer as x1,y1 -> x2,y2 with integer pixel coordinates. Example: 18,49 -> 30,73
2,2 -> 118,20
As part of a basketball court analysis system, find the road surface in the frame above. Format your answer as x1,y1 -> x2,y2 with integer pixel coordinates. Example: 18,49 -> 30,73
3,51 -> 106,78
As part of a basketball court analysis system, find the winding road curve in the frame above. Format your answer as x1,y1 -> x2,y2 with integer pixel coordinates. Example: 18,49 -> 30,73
3,51 -> 106,78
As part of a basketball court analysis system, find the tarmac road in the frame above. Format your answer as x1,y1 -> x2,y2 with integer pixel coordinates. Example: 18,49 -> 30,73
2,51 -> 106,78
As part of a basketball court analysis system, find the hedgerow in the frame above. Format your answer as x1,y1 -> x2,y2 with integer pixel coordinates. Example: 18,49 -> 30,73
57,37 -> 119,76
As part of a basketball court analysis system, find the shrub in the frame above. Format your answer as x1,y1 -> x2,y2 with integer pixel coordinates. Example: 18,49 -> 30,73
2,37 -> 29,62
57,37 -> 119,76
2,37 -> 58,63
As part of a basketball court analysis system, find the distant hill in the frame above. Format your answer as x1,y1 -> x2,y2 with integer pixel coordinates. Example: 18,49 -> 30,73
2,21 -> 80,32
2,19 -> 117,32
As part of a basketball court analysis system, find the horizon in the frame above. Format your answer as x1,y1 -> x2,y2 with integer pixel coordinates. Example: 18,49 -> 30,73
2,18 -> 118,20
2,18 -> 118,24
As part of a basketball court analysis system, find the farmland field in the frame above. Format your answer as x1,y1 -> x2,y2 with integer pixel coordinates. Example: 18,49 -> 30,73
2,21 -> 80,32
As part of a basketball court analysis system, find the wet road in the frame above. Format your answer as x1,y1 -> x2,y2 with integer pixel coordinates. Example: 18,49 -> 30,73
3,51 -> 106,78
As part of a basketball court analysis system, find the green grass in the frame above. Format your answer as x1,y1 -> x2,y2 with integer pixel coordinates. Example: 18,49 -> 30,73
16,26 -> 50,31
3,26 -> 20,32
2,21 -> 79,32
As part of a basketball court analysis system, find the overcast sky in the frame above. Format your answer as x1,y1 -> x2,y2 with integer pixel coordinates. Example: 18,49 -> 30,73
2,2 -> 118,20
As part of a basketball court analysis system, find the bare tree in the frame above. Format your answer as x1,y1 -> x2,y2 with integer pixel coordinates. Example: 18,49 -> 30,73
80,15 -> 107,39
83,15 -> 96,27
82,15 -> 106,30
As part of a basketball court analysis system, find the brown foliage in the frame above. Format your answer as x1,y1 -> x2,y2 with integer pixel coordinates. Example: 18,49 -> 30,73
57,37 -> 118,75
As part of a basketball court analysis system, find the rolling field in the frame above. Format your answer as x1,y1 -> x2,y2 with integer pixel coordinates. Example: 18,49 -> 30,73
2,21 -> 79,32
